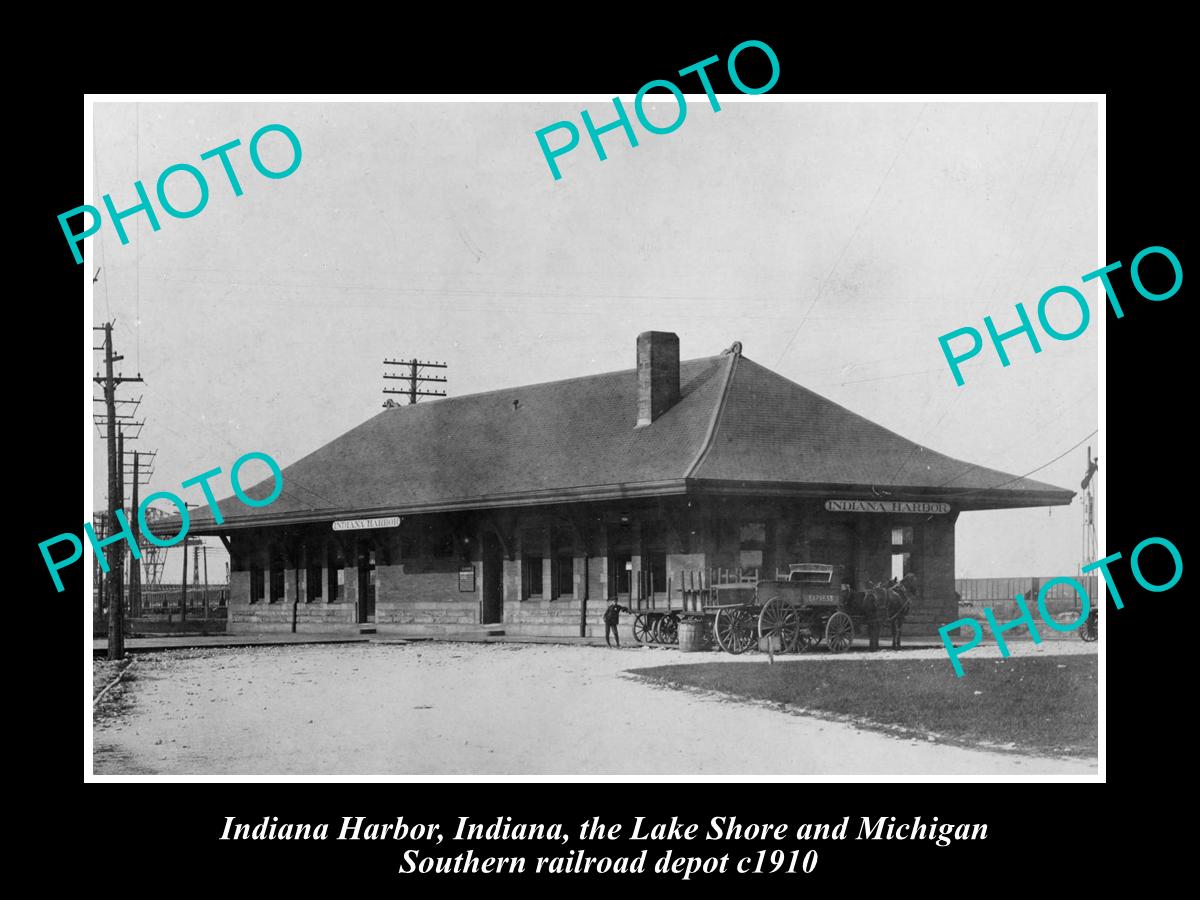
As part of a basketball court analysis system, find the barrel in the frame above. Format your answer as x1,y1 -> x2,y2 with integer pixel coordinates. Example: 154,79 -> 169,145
678,618 -> 706,653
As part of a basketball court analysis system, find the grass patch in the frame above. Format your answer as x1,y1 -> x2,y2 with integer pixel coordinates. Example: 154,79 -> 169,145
629,656 -> 1096,757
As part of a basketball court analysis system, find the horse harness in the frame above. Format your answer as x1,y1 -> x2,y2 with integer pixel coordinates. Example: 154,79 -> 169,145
870,581 -> 912,623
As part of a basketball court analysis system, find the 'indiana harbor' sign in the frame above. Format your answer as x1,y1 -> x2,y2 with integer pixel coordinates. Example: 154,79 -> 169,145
824,500 -> 951,514
332,516 -> 401,531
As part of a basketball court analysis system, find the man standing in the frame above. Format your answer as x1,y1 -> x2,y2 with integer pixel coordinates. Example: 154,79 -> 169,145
847,583 -> 881,652
867,587 -> 882,652
603,598 -> 631,648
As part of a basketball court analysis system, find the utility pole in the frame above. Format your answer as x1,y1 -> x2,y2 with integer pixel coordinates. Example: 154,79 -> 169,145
123,448 -> 155,618
193,542 -> 202,618
129,451 -> 139,617
93,322 -> 143,660
116,428 -> 125,622
180,505 -> 198,620
383,358 -> 447,406
92,513 -> 104,607
181,536 -> 188,621
1080,446 -> 1099,610
202,544 -> 210,619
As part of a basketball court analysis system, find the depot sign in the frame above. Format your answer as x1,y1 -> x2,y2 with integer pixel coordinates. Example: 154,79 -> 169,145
824,500 -> 951,514
332,516 -> 401,532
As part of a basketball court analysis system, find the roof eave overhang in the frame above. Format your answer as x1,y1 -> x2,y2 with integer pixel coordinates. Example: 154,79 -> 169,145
186,478 -> 694,534
187,476 -> 1074,535
684,478 -> 1075,511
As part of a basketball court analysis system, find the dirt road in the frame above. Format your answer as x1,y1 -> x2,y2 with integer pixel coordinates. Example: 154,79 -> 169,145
93,641 -> 1097,776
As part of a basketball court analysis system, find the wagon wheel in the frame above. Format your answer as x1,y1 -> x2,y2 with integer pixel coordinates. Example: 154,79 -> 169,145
731,607 -> 758,654
1079,610 -> 1098,642
714,607 -> 756,654
658,613 -> 679,645
825,611 -> 854,653
712,609 -> 733,653
632,614 -> 652,645
758,597 -> 801,654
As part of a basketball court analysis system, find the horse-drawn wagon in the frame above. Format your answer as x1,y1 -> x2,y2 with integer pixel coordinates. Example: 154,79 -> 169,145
709,564 -> 856,654
628,563 -> 915,654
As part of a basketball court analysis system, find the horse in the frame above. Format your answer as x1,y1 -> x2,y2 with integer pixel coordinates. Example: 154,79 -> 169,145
839,583 -> 881,650
866,574 -> 918,650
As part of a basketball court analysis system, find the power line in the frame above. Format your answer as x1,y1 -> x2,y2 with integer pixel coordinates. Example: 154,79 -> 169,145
135,101 -> 141,374
98,231 -> 111,322
93,320 -> 143,660
775,103 -> 927,367
875,104 -> 1093,490
383,357 -> 447,406
941,429 -> 1098,496
133,378 -> 346,513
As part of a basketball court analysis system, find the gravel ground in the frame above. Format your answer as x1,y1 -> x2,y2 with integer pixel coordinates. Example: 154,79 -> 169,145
92,640 -> 1098,776
92,658 -> 130,700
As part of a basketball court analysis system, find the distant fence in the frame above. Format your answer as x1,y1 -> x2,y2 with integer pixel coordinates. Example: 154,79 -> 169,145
93,586 -> 229,619
955,576 -> 1097,607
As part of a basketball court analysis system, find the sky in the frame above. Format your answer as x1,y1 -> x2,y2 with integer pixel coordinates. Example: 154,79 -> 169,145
90,99 -> 1098,582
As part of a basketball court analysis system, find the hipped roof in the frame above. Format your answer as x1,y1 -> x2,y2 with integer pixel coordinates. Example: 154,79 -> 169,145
189,350 -> 1073,533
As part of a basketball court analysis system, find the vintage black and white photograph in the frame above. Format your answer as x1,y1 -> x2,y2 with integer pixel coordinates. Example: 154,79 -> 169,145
87,96 -> 1099,776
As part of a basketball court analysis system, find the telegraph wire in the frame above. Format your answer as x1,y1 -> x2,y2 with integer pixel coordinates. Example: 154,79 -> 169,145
135,101 -> 141,374
877,104 -> 1091,489
133,379 -> 345,513
98,222 -> 111,322
938,429 -> 1098,495
775,103 -> 927,368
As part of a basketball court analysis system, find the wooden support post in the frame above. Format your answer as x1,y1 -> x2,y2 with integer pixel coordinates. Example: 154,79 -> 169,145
580,557 -> 588,639
202,546 -> 209,619
180,539 -> 188,621
129,451 -> 141,618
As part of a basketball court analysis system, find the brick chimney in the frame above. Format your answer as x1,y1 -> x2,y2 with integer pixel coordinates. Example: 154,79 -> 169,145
636,331 -> 680,428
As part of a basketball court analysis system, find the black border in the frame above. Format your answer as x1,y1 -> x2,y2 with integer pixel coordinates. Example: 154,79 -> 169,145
39,33 -> 1183,890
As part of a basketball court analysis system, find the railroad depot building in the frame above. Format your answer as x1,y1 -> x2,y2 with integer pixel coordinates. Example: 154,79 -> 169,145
190,332 -> 1073,638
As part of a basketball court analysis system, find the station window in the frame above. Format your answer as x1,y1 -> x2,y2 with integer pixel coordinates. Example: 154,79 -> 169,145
327,547 -> 343,603
307,560 -> 322,603
555,555 -> 574,599
550,527 -> 575,601
361,545 -> 377,591
269,554 -> 285,603
614,554 -> 632,595
649,551 -> 667,594
739,522 -> 767,544
525,556 -> 543,599
891,526 -> 915,581
249,564 -> 264,604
